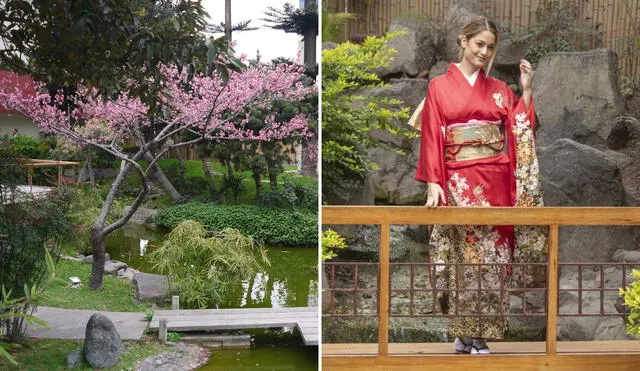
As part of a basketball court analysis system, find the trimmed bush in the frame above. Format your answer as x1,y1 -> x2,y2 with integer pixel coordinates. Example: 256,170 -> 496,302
149,203 -> 317,247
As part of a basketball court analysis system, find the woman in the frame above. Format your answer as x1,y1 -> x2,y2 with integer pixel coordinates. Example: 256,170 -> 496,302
415,16 -> 543,354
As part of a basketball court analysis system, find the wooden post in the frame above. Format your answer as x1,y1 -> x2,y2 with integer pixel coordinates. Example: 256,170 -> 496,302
159,318 -> 167,343
378,224 -> 390,356
172,295 -> 180,310
546,224 -> 559,355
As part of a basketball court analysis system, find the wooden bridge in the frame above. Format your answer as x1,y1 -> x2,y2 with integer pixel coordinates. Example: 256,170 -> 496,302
322,206 -> 640,371
149,306 -> 318,346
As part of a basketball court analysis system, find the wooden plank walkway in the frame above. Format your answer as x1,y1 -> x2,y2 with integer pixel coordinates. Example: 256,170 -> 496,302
149,307 -> 318,346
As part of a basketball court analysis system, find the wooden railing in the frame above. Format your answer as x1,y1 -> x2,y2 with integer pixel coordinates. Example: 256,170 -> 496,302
322,206 -> 640,371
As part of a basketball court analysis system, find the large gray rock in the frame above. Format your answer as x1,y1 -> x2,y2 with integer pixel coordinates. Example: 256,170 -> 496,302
83,313 -> 122,368
133,272 -> 169,303
376,19 -> 438,78
533,49 -> 625,147
557,266 -> 633,341
539,138 -> 623,207
103,260 -> 128,275
369,138 -> 425,205
538,138 -> 640,262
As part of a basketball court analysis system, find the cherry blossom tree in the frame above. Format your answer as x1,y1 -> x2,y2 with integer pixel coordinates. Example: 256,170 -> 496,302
0,63 -> 313,289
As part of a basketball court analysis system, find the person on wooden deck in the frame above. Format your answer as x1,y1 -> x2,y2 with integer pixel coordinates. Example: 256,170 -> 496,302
414,16 -> 547,355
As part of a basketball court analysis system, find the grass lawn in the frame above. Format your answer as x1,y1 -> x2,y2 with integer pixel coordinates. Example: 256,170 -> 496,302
0,338 -> 169,371
39,259 -> 150,312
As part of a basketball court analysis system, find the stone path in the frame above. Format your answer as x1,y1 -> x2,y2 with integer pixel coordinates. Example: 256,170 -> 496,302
25,307 -> 148,340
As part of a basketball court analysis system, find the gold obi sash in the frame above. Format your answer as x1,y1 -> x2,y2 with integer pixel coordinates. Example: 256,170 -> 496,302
444,121 -> 505,162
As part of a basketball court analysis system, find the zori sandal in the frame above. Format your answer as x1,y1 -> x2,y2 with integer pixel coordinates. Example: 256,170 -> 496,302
453,337 -> 473,354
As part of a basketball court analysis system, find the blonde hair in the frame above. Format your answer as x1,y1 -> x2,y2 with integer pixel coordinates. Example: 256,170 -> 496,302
456,16 -> 499,75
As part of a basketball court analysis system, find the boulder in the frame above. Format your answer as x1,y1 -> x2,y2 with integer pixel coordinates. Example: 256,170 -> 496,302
539,138 -> 623,207
369,138 -> 426,205
607,115 -> 639,150
83,314 -> 122,368
538,139 -> 640,262
103,260 -> 128,275
82,253 -> 110,264
133,272 -> 169,303
375,19 -> 438,78
66,348 -> 83,369
612,249 -> 640,263
533,49 -> 625,147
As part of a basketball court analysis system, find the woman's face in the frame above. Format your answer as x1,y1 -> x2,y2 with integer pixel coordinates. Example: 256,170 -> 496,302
460,30 -> 496,70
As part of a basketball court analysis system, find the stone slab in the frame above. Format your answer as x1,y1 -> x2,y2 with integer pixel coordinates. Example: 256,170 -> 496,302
133,272 -> 168,303
25,307 -> 147,340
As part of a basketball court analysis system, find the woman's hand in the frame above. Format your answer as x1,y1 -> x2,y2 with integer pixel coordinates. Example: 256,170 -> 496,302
519,59 -> 534,109
519,59 -> 534,92
425,182 -> 446,208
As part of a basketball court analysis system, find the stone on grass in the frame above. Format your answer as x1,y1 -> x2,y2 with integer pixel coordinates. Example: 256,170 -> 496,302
82,253 -> 110,264
133,272 -> 169,303
66,348 -> 83,369
103,260 -> 128,275
83,313 -> 122,368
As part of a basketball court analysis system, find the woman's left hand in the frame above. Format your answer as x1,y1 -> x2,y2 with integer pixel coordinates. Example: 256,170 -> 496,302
520,59 -> 534,91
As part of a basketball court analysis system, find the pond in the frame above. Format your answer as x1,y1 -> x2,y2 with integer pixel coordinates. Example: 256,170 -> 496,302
104,224 -> 318,309
104,224 -> 319,370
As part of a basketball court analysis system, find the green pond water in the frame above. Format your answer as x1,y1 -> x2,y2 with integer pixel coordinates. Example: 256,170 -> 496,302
104,224 -> 318,370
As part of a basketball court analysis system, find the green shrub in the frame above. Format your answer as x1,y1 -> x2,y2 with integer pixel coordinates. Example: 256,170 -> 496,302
322,229 -> 347,260
7,135 -> 47,159
149,203 -> 317,247
257,178 -> 318,212
222,173 -> 245,204
620,269 -> 640,339
149,221 -> 268,308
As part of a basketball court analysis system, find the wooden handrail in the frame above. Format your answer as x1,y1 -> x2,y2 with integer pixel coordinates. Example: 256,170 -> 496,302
322,206 -> 640,365
323,206 -> 640,225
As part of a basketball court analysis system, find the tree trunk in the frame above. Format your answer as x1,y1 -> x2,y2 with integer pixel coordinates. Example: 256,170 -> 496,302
144,151 -> 186,204
88,158 -> 147,290
86,159 -> 95,184
89,227 -> 106,290
225,0 -> 232,39
301,136 -> 317,177
266,162 -> 278,191
174,146 -> 187,185
252,169 -> 262,197
201,157 -> 221,202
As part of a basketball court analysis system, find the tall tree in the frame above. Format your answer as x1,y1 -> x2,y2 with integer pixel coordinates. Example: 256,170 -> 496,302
263,1 -> 318,69
0,64 -> 313,289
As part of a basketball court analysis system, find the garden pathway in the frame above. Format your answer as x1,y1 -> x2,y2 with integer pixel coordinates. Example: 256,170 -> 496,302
25,306 -> 148,340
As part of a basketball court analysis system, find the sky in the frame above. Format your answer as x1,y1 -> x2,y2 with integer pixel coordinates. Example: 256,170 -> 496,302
201,0 -> 303,63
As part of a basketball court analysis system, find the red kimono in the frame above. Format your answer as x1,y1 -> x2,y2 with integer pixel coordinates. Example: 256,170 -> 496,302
415,63 -> 542,339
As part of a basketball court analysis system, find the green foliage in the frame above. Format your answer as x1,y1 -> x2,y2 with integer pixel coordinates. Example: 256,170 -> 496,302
162,162 -> 210,197
0,1 -> 243,110
322,229 -> 347,261
509,0 -> 599,64
263,2 -> 318,35
322,32 -> 411,201
222,173 -> 245,204
6,135 -> 47,159
257,177 -> 318,212
1,249 -> 57,365
166,332 -> 181,342
620,269 -> 640,339
64,185 -> 123,255
149,220 -> 268,308
149,203 -> 317,247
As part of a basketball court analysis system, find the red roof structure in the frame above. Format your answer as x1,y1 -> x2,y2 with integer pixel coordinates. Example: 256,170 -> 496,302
0,70 -> 36,114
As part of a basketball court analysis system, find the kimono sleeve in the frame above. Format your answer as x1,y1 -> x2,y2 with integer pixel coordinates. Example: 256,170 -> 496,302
505,86 -> 536,206
415,83 -> 446,189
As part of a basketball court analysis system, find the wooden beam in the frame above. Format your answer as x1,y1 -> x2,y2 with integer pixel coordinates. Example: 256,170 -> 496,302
322,206 -> 640,226
378,224 -> 390,356
546,224 -> 559,355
